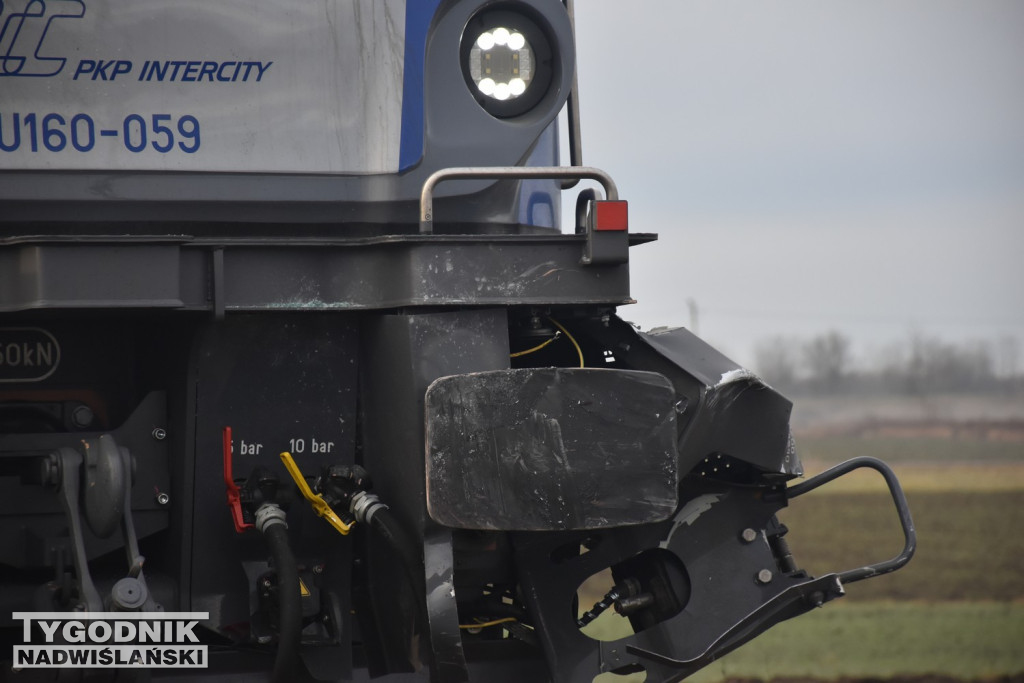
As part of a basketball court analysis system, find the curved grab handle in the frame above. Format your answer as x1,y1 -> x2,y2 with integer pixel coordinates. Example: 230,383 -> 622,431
419,166 -> 619,234
787,456 -> 916,584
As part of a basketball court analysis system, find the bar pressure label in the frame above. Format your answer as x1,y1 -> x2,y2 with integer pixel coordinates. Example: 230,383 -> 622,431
0,0 -> 406,173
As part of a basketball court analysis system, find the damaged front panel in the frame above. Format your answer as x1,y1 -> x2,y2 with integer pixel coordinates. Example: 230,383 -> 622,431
425,368 -> 679,531
495,315 -> 879,682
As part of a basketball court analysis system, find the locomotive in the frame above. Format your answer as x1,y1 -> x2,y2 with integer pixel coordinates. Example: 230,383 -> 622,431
0,1 -> 914,681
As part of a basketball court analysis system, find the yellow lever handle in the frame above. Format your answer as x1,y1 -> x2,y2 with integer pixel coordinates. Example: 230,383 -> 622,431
279,451 -> 353,536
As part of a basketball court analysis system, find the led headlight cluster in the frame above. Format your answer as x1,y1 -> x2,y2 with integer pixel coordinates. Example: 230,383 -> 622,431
461,8 -> 554,118
468,27 -> 533,102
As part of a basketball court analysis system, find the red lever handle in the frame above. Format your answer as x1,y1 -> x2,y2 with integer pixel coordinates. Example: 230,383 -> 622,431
223,426 -> 253,533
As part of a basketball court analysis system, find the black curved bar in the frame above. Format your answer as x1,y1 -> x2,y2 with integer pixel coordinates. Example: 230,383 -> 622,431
787,456 -> 917,584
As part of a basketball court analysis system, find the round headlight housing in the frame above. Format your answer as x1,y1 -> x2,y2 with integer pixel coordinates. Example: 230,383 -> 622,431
461,8 -> 554,118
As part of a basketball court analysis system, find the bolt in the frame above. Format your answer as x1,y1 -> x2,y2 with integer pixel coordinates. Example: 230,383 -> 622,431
809,591 -> 825,607
262,578 -> 272,590
313,564 -> 324,575
71,405 -> 94,429
741,528 -> 758,543
156,492 -> 170,506
756,569 -> 774,585
152,428 -> 167,441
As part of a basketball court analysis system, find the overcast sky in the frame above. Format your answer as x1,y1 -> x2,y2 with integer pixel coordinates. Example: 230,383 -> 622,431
567,1 -> 1024,372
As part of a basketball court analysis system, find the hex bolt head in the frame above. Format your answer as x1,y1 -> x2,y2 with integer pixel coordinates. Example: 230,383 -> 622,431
741,528 -> 758,543
152,428 -> 167,441
756,569 -> 774,585
71,405 -> 95,429
156,492 -> 170,506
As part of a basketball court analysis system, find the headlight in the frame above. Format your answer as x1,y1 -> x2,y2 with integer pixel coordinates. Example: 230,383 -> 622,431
461,8 -> 554,118
468,27 -> 533,102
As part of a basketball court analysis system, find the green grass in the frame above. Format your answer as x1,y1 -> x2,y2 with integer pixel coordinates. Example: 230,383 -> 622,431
586,603 -> 1024,682
687,602 -> 1024,682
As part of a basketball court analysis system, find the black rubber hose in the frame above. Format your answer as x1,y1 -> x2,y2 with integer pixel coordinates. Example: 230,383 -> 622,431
369,509 -> 427,634
263,523 -> 301,683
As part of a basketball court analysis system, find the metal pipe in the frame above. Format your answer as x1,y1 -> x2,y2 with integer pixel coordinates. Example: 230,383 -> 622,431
420,166 -> 618,233
560,0 -> 583,188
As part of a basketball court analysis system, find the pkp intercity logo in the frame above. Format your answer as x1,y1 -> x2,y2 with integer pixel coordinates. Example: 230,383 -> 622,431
0,0 -> 85,77
12,612 -> 209,669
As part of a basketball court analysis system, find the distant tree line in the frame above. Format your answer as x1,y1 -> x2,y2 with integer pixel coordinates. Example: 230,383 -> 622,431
753,330 -> 1022,395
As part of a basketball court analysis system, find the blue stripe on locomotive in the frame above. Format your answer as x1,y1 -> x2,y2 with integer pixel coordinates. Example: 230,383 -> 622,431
399,0 -> 443,172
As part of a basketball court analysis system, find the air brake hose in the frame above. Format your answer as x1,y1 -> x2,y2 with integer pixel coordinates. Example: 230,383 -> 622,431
373,510 -> 426,609
351,492 -> 428,641
279,458 -> 428,661
256,504 -> 301,683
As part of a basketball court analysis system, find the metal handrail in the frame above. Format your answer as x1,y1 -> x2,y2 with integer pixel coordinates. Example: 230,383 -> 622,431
788,456 -> 917,584
419,166 -> 618,234
560,0 -> 583,189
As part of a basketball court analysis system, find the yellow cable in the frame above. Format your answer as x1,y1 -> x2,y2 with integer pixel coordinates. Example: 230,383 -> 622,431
458,617 -> 517,630
509,332 -> 560,358
279,452 -> 353,536
548,318 -> 584,368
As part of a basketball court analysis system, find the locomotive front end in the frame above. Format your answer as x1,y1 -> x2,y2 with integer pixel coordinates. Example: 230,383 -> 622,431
0,2 -> 913,682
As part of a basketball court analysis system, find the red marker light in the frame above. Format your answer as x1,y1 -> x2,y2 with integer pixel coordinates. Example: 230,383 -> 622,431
595,200 -> 628,231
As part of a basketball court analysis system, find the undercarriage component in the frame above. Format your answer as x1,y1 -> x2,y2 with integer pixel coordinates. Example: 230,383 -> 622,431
0,260 -> 916,683
513,454 -> 915,682
43,435 -> 162,613
46,447 -> 103,612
